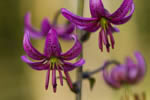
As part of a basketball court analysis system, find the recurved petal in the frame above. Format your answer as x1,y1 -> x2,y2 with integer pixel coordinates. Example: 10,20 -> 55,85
135,51 -> 146,79
56,23 -> 75,34
24,12 -> 43,38
128,65 -> 139,83
44,28 -> 61,57
61,35 -> 81,60
63,59 -> 85,71
90,0 -> 105,17
41,18 -> 51,36
125,56 -> 135,70
109,0 -> 133,20
55,23 -> 75,40
77,22 -> 100,32
64,23 -> 75,33
125,56 -> 135,66
103,69 -> 121,88
135,52 -> 145,70
61,8 -> 98,26
110,4 -> 135,25
125,56 -> 140,82
21,56 -> 49,70
23,31 -> 46,60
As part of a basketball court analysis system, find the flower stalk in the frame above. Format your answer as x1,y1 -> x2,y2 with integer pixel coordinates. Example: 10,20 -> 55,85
69,60 -> 120,93
77,60 -> 119,82
76,0 -> 84,100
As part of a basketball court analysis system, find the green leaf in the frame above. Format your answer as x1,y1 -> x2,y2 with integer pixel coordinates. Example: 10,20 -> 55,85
88,77 -> 96,90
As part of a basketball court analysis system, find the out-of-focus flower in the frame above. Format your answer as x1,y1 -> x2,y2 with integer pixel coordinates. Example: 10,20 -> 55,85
61,0 -> 134,52
24,12 -> 75,40
103,51 -> 146,88
21,28 -> 85,92
54,23 -> 75,40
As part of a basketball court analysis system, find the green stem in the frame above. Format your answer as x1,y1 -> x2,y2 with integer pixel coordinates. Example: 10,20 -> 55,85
76,0 -> 84,100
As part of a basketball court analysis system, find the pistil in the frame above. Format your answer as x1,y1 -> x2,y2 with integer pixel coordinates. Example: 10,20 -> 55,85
50,56 -> 63,69
100,17 -> 108,31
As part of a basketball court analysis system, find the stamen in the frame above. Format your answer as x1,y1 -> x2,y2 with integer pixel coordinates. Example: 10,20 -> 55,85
52,68 -> 57,93
99,30 -> 103,51
58,68 -> 63,86
43,60 -> 49,64
59,65 -> 64,70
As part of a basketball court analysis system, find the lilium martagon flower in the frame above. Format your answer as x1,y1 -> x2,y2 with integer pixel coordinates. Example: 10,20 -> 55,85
24,12 -> 75,40
103,51 -> 146,89
21,28 -> 85,92
61,0 -> 135,52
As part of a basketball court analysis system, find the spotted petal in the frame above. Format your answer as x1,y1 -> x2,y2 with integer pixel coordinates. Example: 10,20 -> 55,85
109,0 -> 133,20
63,59 -> 85,71
44,28 -> 62,57
90,0 -> 105,17
61,35 -> 81,60
61,8 -> 98,27
21,56 -> 49,70
23,31 -> 45,60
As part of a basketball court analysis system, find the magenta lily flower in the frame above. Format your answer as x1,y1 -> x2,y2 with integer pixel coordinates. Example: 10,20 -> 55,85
103,51 -> 146,88
61,0 -> 135,52
21,28 -> 85,92
24,12 -> 75,40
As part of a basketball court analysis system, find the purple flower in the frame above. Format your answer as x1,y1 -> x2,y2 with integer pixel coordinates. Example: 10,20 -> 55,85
61,0 -> 135,52
103,51 -> 146,88
24,12 -> 75,40
21,28 -> 85,92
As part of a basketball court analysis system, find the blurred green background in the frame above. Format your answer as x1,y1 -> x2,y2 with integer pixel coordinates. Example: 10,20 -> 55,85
0,0 -> 149,100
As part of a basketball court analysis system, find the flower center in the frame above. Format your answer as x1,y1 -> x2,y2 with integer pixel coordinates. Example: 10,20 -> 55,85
100,17 -> 108,31
49,56 -> 63,69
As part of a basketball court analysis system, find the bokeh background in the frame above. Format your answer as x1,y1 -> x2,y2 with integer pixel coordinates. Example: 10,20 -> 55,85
0,0 -> 149,100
